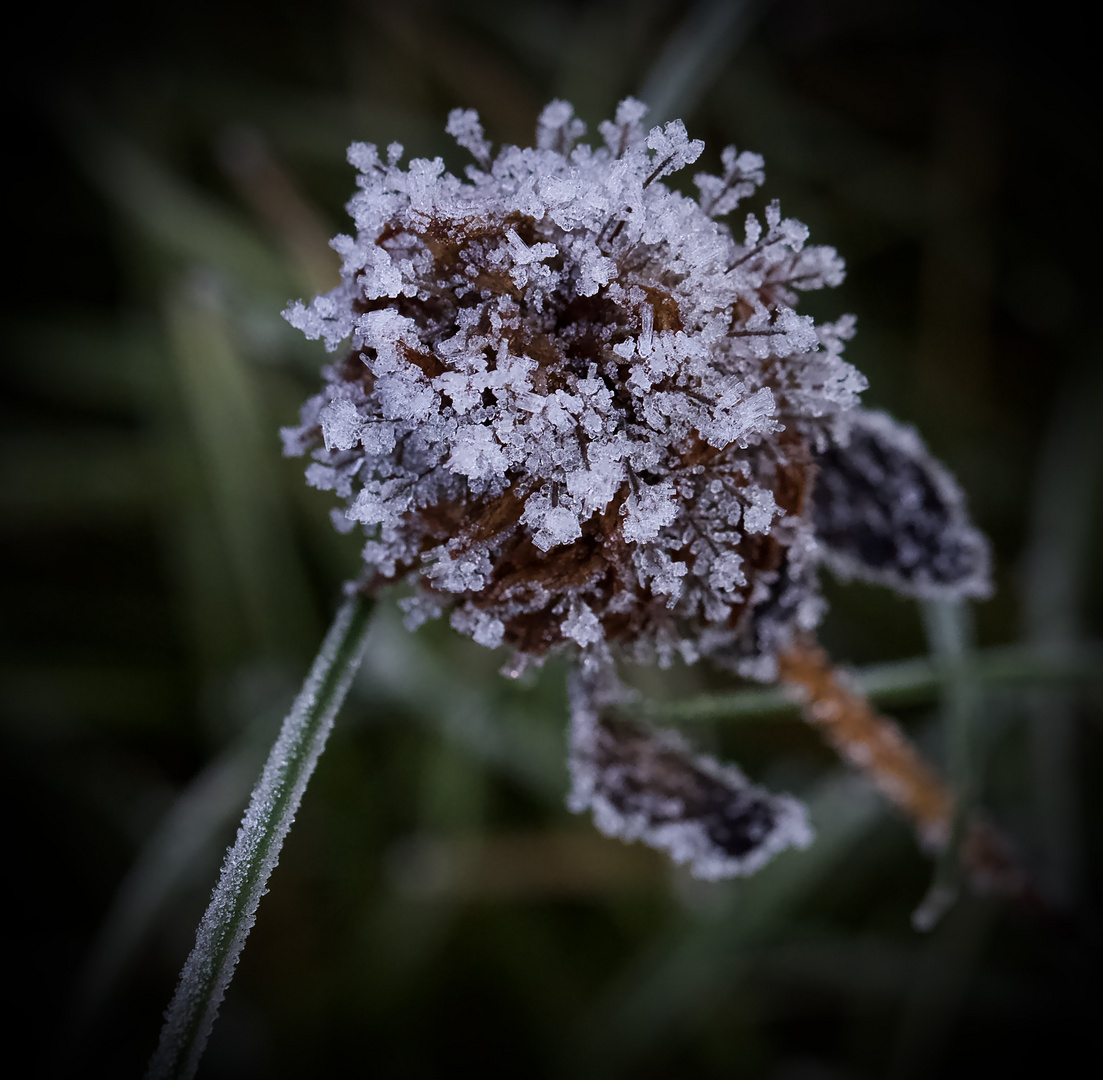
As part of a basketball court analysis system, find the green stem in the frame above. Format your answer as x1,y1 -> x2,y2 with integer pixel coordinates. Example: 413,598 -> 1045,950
912,599 -> 975,930
146,594 -> 375,1080
639,641 -> 1103,724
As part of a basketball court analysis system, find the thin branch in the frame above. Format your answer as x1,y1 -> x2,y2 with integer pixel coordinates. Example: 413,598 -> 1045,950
778,638 -> 954,849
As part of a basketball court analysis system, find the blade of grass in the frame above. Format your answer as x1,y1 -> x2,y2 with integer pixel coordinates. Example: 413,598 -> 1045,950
164,278 -> 319,658
1022,356 -> 1103,907
71,727 -> 267,1043
638,0 -> 763,123
73,120 -> 292,297
215,125 -> 339,297
912,599 -> 976,930
359,604 -> 566,799
146,593 -> 375,1080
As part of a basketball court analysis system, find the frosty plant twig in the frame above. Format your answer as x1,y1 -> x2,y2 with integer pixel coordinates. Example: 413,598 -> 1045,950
777,638 -> 955,847
154,96 -> 999,1077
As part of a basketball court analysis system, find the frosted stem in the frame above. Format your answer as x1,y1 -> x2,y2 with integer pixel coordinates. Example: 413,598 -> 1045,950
146,593 -> 376,1080
641,641 -> 1103,724
777,638 -> 954,848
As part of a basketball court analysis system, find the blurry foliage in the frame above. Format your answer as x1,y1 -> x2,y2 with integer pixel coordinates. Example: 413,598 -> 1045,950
2,0 -> 1101,1077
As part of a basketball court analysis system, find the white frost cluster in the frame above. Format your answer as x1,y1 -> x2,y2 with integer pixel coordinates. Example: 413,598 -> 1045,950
284,98 -> 869,679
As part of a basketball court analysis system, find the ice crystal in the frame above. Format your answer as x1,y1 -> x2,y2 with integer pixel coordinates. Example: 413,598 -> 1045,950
283,99 -> 990,877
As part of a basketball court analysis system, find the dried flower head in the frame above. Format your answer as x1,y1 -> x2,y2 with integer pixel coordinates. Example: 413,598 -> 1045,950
283,99 -> 990,878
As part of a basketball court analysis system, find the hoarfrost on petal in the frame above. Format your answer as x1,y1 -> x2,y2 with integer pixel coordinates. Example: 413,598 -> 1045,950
448,425 -> 507,480
743,487 -> 780,535
623,480 -> 678,544
563,602 -> 604,648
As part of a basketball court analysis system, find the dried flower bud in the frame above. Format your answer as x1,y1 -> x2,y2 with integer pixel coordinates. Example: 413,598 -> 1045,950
809,409 -> 990,599
567,656 -> 812,879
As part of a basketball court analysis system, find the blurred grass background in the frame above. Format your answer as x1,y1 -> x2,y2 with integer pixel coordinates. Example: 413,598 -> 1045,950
2,1 -> 1101,1076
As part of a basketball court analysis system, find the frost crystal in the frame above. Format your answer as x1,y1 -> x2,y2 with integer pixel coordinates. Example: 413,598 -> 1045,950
283,100 -> 991,877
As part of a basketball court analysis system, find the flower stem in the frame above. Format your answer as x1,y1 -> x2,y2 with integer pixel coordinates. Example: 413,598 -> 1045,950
777,637 -> 953,848
778,632 -> 1030,920
146,593 -> 376,1080
640,641 -> 1103,724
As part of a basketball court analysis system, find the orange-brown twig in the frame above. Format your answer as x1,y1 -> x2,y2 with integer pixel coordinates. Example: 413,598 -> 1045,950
778,637 -> 953,850
779,637 -> 1031,905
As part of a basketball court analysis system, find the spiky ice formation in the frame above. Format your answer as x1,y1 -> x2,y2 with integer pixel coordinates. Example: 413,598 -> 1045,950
283,98 -> 881,678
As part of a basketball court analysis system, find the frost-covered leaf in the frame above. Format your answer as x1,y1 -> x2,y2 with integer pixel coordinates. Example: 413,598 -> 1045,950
566,661 -> 812,879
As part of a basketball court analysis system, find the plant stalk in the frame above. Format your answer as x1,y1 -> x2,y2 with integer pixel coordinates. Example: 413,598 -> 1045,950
777,637 -> 953,849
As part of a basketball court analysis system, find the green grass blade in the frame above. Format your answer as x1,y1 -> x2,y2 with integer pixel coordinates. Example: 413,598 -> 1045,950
1022,358 -> 1103,906
73,724 -> 269,1040
146,594 -> 375,1080
912,599 -> 976,930
638,0 -> 761,122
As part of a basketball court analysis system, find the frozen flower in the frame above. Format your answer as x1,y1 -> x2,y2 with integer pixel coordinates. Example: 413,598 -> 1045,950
283,100 -> 990,878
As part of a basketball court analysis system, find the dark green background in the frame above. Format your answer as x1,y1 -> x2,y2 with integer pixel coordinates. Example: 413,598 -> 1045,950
3,1 -> 1101,1076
